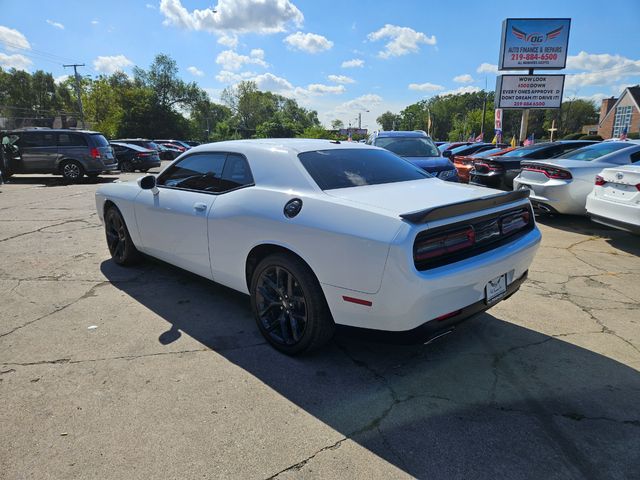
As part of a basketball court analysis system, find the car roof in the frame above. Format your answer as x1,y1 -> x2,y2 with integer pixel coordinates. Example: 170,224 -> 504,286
375,131 -> 429,138
7,128 -> 102,134
110,141 -> 152,152
191,138 -> 374,155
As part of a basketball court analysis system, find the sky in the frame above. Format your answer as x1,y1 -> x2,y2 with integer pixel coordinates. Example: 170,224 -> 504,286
1,0 -> 639,129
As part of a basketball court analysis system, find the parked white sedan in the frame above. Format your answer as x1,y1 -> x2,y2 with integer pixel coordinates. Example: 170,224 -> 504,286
96,139 -> 541,354
586,164 -> 640,234
513,141 -> 640,215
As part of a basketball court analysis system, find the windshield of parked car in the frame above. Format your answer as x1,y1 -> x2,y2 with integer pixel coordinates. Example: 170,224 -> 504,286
298,148 -> 430,190
556,142 -> 633,161
374,137 -> 439,157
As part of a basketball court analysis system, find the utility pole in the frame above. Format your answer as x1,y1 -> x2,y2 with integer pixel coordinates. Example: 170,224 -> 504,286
63,63 -> 85,127
480,77 -> 487,139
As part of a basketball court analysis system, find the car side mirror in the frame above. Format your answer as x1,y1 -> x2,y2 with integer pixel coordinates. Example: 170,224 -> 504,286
138,174 -> 158,194
442,150 -> 452,158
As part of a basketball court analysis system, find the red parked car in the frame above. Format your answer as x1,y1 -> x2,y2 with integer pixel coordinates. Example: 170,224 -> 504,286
454,146 -> 515,183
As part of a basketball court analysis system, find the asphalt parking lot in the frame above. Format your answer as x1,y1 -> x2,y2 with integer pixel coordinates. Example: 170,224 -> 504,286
1,171 -> 639,480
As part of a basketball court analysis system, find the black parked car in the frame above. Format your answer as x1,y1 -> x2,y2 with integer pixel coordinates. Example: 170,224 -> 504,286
0,128 -> 117,181
110,142 -> 161,172
469,141 -> 598,190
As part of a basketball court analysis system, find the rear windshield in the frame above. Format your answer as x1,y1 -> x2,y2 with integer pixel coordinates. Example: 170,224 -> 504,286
499,146 -> 547,158
90,134 -> 110,147
374,136 -> 439,157
298,148 -> 429,190
556,142 -> 632,161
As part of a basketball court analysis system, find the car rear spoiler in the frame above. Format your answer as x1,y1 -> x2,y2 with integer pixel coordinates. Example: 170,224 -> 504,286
400,189 -> 530,224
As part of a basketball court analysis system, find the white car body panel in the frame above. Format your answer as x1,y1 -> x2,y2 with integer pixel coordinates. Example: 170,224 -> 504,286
96,139 -> 541,332
586,164 -> 640,234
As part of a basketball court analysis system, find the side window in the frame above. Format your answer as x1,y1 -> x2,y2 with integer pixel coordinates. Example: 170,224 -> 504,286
16,132 -> 40,147
158,152 -> 226,192
530,146 -> 559,159
630,151 -> 640,164
219,153 -> 254,192
58,133 -> 87,147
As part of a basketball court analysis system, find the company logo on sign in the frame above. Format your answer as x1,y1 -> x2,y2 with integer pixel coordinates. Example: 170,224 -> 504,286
511,26 -> 564,44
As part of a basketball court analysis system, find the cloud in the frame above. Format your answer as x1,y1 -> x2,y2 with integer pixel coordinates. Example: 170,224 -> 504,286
284,32 -> 333,53
408,82 -> 444,92
159,0 -> 303,34
476,63 -> 498,74
46,19 -> 65,30
0,26 -> 31,52
215,69 -> 257,83
328,74 -> 355,84
91,20 -> 99,25
93,54 -> 134,74
0,52 -> 32,70
367,24 -> 436,59
215,49 -> 267,72
335,94 -> 383,113
187,66 -> 204,77
453,74 -> 473,83
564,51 -> 640,89
440,85 -> 481,96
307,84 -> 345,95
54,74 -> 69,84
146,3 -> 156,8
217,34 -> 238,48
341,58 -> 364,68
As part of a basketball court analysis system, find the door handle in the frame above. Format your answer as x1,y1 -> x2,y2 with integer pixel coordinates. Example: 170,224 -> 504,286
193,202 -> 207,212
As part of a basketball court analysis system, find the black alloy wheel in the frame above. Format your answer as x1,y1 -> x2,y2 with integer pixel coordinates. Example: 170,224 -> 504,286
104,207 -> 140,266
251,253 -> 335,354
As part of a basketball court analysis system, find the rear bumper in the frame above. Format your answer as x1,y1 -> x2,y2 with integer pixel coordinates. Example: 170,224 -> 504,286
322,226 -> 541,332
86,162 -> 118,174
513,177 -> 587,215
469,172 -> 509,190
339,271 -> 528,344
586,194 -> 640,234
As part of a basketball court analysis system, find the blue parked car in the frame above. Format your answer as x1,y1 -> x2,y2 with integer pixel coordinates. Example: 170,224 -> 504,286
368,130 -> 458,181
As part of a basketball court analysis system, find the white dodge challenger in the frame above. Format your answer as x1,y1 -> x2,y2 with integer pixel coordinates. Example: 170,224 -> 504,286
96,139 -> 541,354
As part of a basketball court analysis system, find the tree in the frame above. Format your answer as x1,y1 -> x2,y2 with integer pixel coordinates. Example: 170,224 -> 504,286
376,111 -> 400,131
330,119 -> 344,130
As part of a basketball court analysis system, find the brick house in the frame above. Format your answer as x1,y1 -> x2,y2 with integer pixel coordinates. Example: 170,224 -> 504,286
597,85 -> 640,139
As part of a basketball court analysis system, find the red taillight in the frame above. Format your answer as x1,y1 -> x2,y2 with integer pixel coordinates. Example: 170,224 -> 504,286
636,183 -> 640,192
90,147 -> 100,159
595,175 -> 606,186
136,152 -> 152,157
415,227 -> 475,261
523,166 -> 572,180
474,161 -> 503,173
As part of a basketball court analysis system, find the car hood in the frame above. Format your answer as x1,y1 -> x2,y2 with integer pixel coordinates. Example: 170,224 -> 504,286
325,178 -> 501,216
404,156 -> 453,171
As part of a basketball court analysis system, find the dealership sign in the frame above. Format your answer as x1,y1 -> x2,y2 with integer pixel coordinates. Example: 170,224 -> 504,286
495,75 -> 565,109
499,18 -> 571,70
494,108 -> 503,130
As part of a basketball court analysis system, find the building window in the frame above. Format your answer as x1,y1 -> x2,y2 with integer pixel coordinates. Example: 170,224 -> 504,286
613,105 -> 633,137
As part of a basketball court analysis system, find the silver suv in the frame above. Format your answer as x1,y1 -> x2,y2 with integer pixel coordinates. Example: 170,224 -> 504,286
0,128 -> 118,181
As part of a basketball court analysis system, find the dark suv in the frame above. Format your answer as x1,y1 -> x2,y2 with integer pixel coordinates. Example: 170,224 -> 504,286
0,128 -> 117,181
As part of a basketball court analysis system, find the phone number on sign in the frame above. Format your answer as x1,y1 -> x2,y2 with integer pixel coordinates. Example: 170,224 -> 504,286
511,53 -> 558,61
511,102 -> 549,107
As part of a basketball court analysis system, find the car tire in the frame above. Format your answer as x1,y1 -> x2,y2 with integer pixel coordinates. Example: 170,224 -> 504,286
120,160 -> 134,172
250,253 -> 335,355
60,160 -> 84,181
104,206 -> 141,266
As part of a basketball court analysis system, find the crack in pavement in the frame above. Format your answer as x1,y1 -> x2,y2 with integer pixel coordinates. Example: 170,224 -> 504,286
0,281 -> 109,339
0,218 -> 96,244
265,437 -> 348,479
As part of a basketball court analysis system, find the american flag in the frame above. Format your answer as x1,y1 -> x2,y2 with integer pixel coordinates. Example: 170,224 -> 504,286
523,133 -> 535,146
620,127 -> 628,141
474,132 -> 484,142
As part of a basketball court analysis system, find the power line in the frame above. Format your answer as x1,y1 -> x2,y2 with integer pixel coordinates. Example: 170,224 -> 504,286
0,39 -> 80,65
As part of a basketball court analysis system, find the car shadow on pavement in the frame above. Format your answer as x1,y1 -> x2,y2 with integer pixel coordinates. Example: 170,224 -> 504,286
536,213 -> 640,256
2,175 -> 120,187
101,259 -> 640,479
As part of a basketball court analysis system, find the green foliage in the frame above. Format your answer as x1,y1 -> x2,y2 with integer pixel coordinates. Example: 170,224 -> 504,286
579,134 -> 603,140
562,133 -> 583,140
376,111 -> 400,131
627,132 -> 640,139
